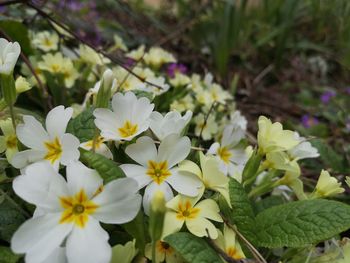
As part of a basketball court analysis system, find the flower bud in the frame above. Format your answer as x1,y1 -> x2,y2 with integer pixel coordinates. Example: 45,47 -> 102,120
0,38 -> 21,76
0,73 -> 16,106
312,170 -> 345,198
95,69 -> 114,108
15,76 -> 31,94
149,191 -> 166,242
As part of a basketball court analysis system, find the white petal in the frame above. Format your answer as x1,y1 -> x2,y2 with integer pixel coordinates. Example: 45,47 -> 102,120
93,108 -> 120,140
166,169 -> 202,197
96,143 -> 113,159
11,213 -> 72,262
157,134 -> 191,168
66,161 -> 103,198
130,97 -> 154,125
46,106 -> 73,138
66,217 -> 111,263
207,142 -> 220,155
41,247 -> 67,263
11,149 -> 46,169
120,164 -> 152,189
92,178 -> 141,224
125,136 -> 157,166
111,92 -> 135,122
60,134 -> 80,165
13,162 -> 69,211
143,182 -> 173,215
16,115 -> 49,150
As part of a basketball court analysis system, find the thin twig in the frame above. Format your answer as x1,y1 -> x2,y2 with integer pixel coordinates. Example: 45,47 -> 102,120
0,0 -> 23,6
252,65 -> 274,85
25,1 -> 164,90
198,102 -> 217,141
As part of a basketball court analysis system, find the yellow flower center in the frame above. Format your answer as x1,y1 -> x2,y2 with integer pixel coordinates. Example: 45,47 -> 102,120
5,135 -> 17,149
118,121 -> 138,138
217,147 -> 232,164
176,200 -> 200,220
227,247 -> 244,260
59,189 -> 99,228
43,38 -> 53,47
51,64 -> 61,73
44,137 -> 62,164
146,160 -> 171,185
84,136 -> 104,149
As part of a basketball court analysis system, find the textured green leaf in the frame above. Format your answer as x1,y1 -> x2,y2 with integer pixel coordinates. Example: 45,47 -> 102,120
66,108 -> 95,143
256,199 -> 350,248
0,20 -> 32,55
0,200 -> 25,242
254,195 -> 286,214
0,246 -> 20,263
80,149 -> 125,183
219,178 -> 256,243
164,232 -> 223,263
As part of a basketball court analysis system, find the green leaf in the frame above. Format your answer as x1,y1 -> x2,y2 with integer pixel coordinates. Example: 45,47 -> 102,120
0,20 -> 33,55
256,199 -> 350,248
164,232 -> 223,263
0,200 -> 25,242
254,195 -> 286,214
0,246 -> 20,263
122,211 -> 147,254
80,149 -> 125,183
219,178 -> 256,243
67,108 -> 95,143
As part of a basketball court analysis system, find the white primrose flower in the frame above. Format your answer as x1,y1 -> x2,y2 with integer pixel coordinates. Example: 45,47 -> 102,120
80,136 -> 113,160
149,110 -> 192,141
194,113 -> 218,141
11,161 -> 141,263
208,124 -> 248,180
120,134 -> 202,214
0,38 -> 21,75
288,133 -> 319,160
93,92 -> 154,141
12,106 -> 80,170
229,110 -> 247,131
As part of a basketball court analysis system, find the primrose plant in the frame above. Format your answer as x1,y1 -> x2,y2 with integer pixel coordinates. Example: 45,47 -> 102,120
1,34 -> 350,263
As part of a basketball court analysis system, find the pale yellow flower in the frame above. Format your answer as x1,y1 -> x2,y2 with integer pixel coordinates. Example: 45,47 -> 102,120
162,194 -> 222,239
144,47 -> 176,68
145,241 -> 184,263
257,116 -> 299,154
0,118 -> 18,162
32,31 -> 59,52
113,34 -> 128,52
79,45 -> 110,65
215,224 -> 245,261
126,45 -> 145,61
194,113 -> 218,141
313,170 -> 345,198
170,95 -> 195,113
15,76 -> 31,94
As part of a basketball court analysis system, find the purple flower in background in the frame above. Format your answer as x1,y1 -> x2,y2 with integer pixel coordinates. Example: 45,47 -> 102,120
346,87 -> 350,95
0,6 -> 6,13
167,63 -> 187,78
301,114 -> 319,128
124,58 -> 136,68
320,90 -> 336,104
